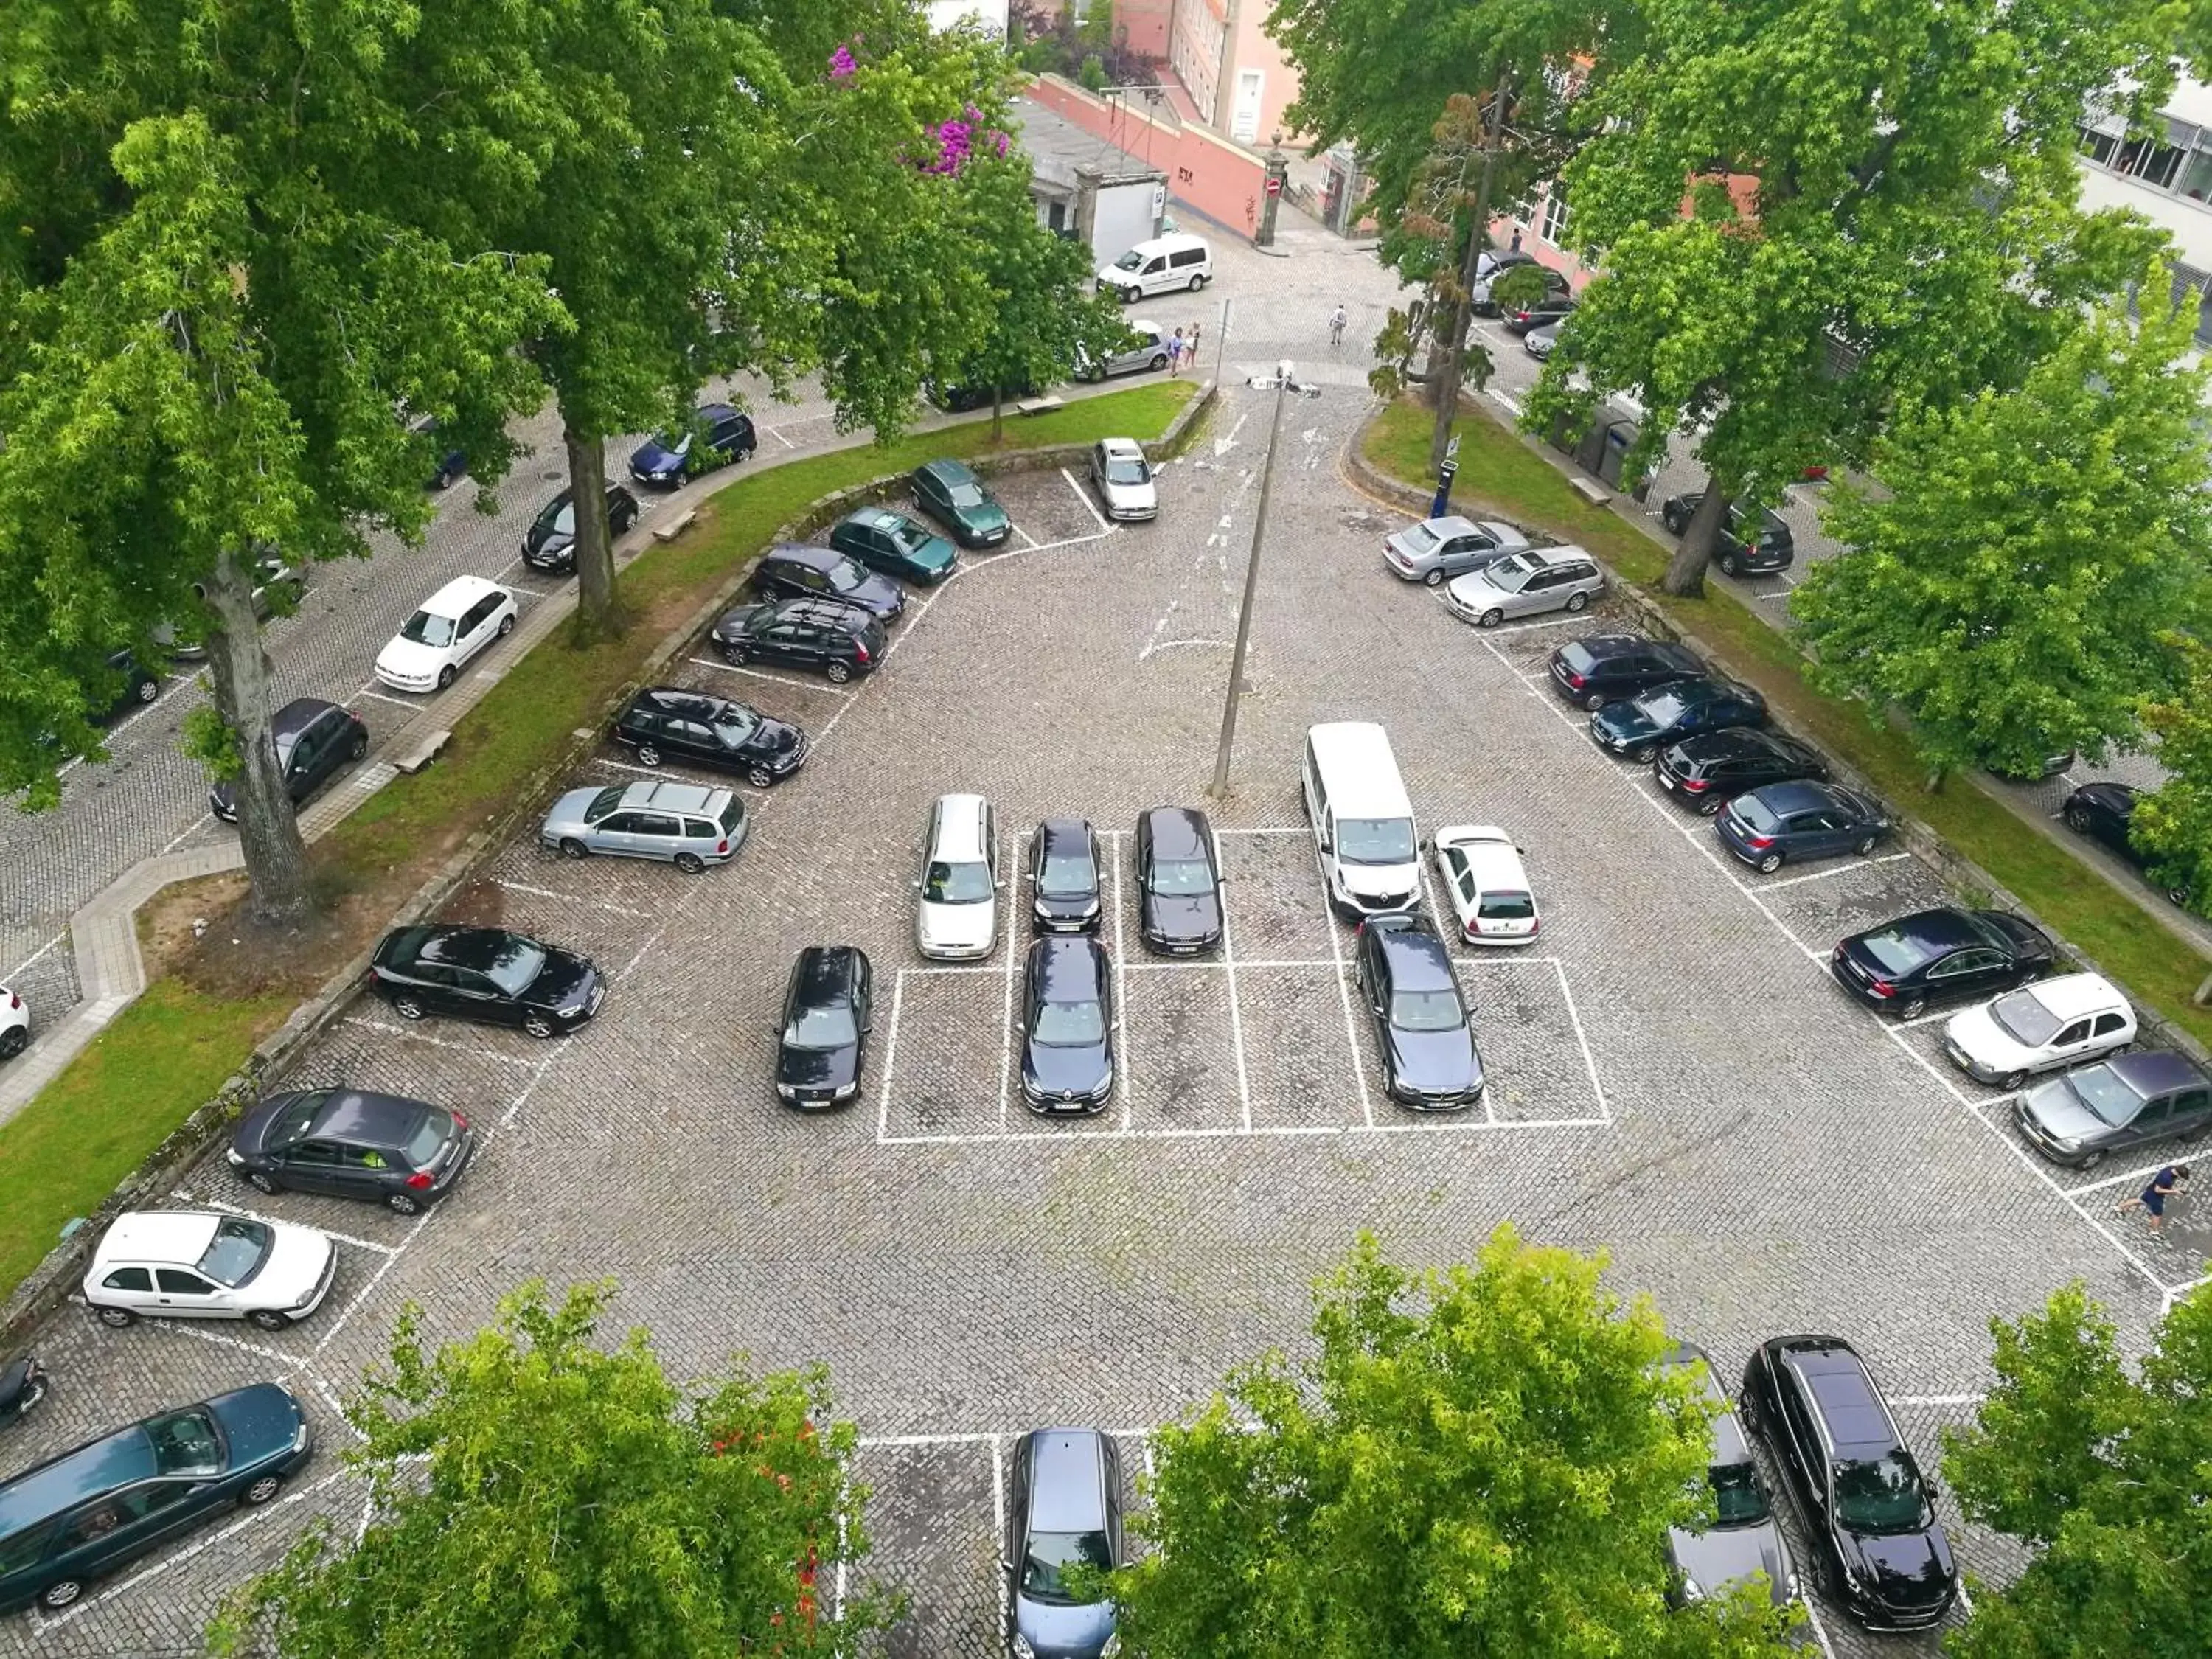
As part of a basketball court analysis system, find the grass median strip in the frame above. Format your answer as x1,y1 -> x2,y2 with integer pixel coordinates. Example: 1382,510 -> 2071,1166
1364,396 -> 2212,1050
0,380 -> 1197,1307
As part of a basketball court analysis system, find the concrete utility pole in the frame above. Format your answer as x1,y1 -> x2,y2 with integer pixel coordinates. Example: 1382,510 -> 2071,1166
1256,133 -> 1287,248
1210,362 -> 1321,801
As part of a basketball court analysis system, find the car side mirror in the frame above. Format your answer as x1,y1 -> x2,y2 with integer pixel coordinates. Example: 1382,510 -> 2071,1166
911,878 -> 922,891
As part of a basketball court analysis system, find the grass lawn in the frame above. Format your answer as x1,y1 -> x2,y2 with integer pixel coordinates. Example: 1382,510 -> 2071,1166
0,379 -> 1198,1307
1363,397 -> 2212,1051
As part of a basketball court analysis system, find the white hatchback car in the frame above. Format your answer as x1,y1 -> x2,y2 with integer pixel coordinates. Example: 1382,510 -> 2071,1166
1943,972 -> 2136,1091
0,984 -> 26,1061
375,574 -> 518,693
83,1211 -> 336,1332
915,793 -> 1001,960
1430,826 -> 1540,945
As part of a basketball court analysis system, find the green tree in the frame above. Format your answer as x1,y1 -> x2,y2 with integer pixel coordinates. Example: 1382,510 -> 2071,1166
2133,636 -> 2212,923
1524,0 -> 2180,597
1941,1281 -> 2212,1659
1788,276 -> 2212,784
1109,1229 -> 1798,1657
209,1281 -> 882,1658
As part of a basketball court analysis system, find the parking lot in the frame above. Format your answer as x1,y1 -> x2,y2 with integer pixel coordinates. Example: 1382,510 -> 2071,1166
0,389 -> 2202,1658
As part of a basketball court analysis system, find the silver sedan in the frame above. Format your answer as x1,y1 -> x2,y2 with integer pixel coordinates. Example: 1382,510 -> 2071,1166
1380,515 -> 1531,587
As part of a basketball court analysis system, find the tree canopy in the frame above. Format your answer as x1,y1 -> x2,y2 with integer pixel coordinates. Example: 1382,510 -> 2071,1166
2134,636 -> 2212,918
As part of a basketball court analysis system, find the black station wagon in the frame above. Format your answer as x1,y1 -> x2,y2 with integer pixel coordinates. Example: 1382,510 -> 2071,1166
368,925 -> 604,1038
613,687 -> 808,786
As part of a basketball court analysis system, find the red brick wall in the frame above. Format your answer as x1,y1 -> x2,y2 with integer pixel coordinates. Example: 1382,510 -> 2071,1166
1026,77 -> 1269,240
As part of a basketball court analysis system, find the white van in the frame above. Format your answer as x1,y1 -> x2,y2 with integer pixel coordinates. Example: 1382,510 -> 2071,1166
1301,723 -> 1422,917
1097,233 -> 1212,302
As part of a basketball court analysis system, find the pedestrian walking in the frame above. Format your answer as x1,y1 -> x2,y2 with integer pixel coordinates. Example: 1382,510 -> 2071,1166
1328,305 -> 1349,349
2117,1163 -> 2191,1239
1169,327 -> 1186,374
1188,320 -> 1203,372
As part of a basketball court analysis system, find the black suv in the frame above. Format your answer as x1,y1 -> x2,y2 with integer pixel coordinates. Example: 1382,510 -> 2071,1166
209,698 -> 369,822
1740,1336 -> 1957,1631
709,597 -> 883,684
1655,728 -> 1829,815
1660,493 -> 1796,576
368,925 -> 603,1038
776,946 -> 872,1111
751,543 -> 905,621
613,687 -> 807,786
1354,914 -> 1483,1110
1548,635 -> 1705,712
94,650 -> 161,724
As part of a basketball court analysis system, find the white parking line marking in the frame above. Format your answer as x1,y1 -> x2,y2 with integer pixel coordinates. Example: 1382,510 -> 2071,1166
1467,611 -> 1603,638
493,878 -> 649,919
146,1321 -> 299,1368
1062,466 -> 1110,532
1757,852 -> 1913,888
498,1048 -> 566,1129
907,964 -> 1000,977
1548,958 -> 1610,1124
1126,956 -> 1332,973
765,424 -> 796,448
4,929 -> 69,984
2067,1155 -> 2202,1195
686,655 -> 854,698
1111,832 -> 1133,1132
1012,522 -> 1040,549
310,1206 -> 437,1360
991,1436 -> 1009,1658
1893,1393 -> 1986,1407
158,810 -> 215,855
352,688 -> 420,709
1320,901 -> 1376,1131
877,1115 -> 1610,1147
999,832 -> 1023,1131
1217,864 -> 1253,1134
341,1018 -> 538,1066
876,971 -> 907,1144
199,1197 -> 400,1256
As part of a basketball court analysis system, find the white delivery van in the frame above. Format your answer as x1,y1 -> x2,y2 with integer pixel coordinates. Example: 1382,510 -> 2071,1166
1097,233 -> 1213,302
1301,723 -> 1422,917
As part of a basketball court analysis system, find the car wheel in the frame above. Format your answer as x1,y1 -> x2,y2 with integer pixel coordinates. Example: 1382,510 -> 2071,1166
1855,835 -> 1878,856
392,995 -> 428,1022
246,1169 -> 281,1196
826,661 -> 853,684
2078,1148 -> 2108,1171
1565,591 -> 1589,612
522,1012 -> 558,1040
748,765 -> 775,789
1479,608 -> 1506,628
1663,509 -> 1684,535
1189,273 -> 1204,291
432,466 -> 454,491
246,1309 -> 291,1332
94,1305 -> 133,1329
385,1190 -> 423,1216
1582,692 -> 1607,712
1627,742 -> 1654,764
2065,804 -> 2093,834
136,676 -> 159,703
636,742 -> 663,768
1697,796 -> 1727,816
38,1581 -> 83,1611
1896,995 -> 1927,1020
436,664 -> 456,691
1719,554 -> 1741,577
497,613 -> 515,639
2168,885 -> 2194,907
673,851 -> 707,874
1424,568 -> 1444,588
560,838 -> 588,860
242,1475 -> 285,1506
719,641 -> 748,667
2000,1071 -> 2028,1093
1149,353 -> 1167,372
349,731 -> 369,762
1756,851 -> 1784,874
0,1026 -> 25,1060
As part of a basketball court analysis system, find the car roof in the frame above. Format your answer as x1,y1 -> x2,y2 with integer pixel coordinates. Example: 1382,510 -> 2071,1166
1435,827 -> 1527,887
1421,515 -> 1479,537
2024,972 -> 2126,1020
699,401 -> 742,423
1526,543 -> 1595,569
1754,779 -> 1838,813
417,574 -> 504,616
619,779 -> 728,815
762,596 -> 877,630
411,926 -> 536,971
793,945 -> 861,1004
1140,805 -> 1212,859
635,686 -> 735,720
97,1209 -> 219,1265
271,697 -> 344,737
917,458 -> 977,484
1777,1343 -> 1896,1456
1032,935 -> 1107,1000
1037,817 -> 1094,852
849,507 -> 917,531
307,1088 -> 436,1144
1868,908 -> 1986,950
1374,919 -> 1455,989
1026,1429 -> 1107,1531
0,1420 -> 159,1537
2073,781 -> 2140,810
1097,436 -> 1144,459
2105,1049 -> 2209,1093
765,543 -> 841,571
931,793 -> 990,860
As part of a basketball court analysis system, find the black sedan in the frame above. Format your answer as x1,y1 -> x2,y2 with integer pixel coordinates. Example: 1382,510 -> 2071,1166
93,650 -> 161,724
751,543 -> 905,621
521,484 -> 640,574
1656,728 -> 1829,815
2063,782 -> 2193,906
1660,493 -> 1796,576
368,925 -> 603,1038
227,1088 -> 474,1214
1590,676 -> 1767,762
1135,807 -> 1223,956
775,946 -> 872,1110
1019,936 -> 1115,1113
612,687 -> 806,785
1031,818 -> 1103,933
1831,906 -> 2056,1020
1548,634 -> 1705,712
1354,914 -> 1483,1110
1717,779 -> 1891,874
1740,1336 -> 1957,1631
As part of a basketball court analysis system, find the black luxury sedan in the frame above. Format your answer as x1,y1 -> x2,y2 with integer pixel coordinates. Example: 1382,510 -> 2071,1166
1135,807 -> 1223,956
2062,782 -> 2193,906
520,483 -> 640,574
1030,818 -> 1104,934
1660,493 -> 1796,576
709,597 -> 884,684
1716,779 -> 1891,874
1548,635 -> 1706,712
1830,906 -> 2056,1020
227,1088 -> 474,1214
1019,936 -> 1115,1113
368,925 -> 603,1038
1589,676 -> 1767,762
208,698 -> 368,822
612,687 -> 807,786
1740,1336 -> 1958,1631
751,543 -> 905,621
1655,728 -> 1829,815
1354,914 -> 1484,1110
1663,1343 -> 1797,1611
775,946 -> 872,1111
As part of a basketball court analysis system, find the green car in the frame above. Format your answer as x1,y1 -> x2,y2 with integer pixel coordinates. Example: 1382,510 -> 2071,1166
909,459 -> 1012,549
829,507 -> 961,585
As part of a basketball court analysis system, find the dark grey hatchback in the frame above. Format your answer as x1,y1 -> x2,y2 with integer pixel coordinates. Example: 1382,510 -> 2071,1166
0,1386 -> 310,1613
227,1088 -> 473,1214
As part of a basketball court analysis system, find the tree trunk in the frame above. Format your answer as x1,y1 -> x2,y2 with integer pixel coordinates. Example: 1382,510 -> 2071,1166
1659,473 -> 1731,598
1428,72 -> 1513,472
564,419 -> 624,640
202,549 -> 314,926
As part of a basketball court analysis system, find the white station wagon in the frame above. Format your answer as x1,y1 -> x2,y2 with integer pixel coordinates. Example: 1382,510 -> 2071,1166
1430,826 -> 1540,945
83,1211 -> 337,1332
1943,972 -> 2136,1091
375,574 -> 518,693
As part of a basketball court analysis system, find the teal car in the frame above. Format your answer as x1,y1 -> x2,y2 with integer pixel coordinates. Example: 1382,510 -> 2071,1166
829,507 -> 961,585
909,460 -> 1011,549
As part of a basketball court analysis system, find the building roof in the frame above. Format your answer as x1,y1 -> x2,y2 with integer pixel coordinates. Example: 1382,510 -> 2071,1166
1009,98 -> 1166,193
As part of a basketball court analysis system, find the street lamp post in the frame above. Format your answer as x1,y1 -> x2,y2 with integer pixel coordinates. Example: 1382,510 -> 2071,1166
1209,361 -> 1321,801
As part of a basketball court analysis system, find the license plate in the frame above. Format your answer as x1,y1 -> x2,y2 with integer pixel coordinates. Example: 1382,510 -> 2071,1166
1658,772 -> 1675,790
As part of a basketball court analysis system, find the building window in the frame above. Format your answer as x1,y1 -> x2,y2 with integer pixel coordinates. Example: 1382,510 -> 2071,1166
2079,124 -> 2121,167
1047,200 -> 1067,232
1540,191 -> 1571,245
2119,133 -> 2186,189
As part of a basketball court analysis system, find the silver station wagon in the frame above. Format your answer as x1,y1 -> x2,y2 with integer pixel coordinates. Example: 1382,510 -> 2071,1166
538,780 -> 748,873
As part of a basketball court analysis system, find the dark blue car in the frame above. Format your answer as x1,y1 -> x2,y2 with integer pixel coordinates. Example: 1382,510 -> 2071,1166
1019,936 -> 1115,1113
0,1385 -> 311,1612
1717,779 -> 1891,874
629,403 -> 757,488
1007,1429 -> 1123,1658
1589,675 -> 1767,762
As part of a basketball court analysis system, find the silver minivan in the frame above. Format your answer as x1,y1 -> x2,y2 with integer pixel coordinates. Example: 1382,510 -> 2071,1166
538,779 -> 748,872
1097,233 -> 1211,302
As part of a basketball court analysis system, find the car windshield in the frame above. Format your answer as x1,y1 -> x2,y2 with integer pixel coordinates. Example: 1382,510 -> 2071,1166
1401,523 -> 1442,553
1112,249 -> 1146,271
584,786 -> 627,823
924,860 -> 993,904
1478,891 -> 1535,921
1020,1528 -> 1112,1605
1639,689 -> 1689,725
1391,988 -> 1465,1032
1711,1461 -> 1771,1527
535,498 -> 574,537
883,520 -> 925,552
1149,857 -> 1215,896
400,610 -> 456,649
1486,559 -> 1538,593
1105,457 -> 1150,486
1990,990 -> 2063,1048
2065,1063 -> 2145,1127
658,431 -> 694,458
1860,929 -> 1936,976
479,939 -> 547,998
1832,1453 -> 1931,1534
196,1217 -> 274,1288
947,481 -> 986,507
786,1004 -> 858,1050
402,1113 -> 451,1166
145,1410 -> 223,1478
712,709 -> 761,745
1338,817 -> 1417,866
1034,999 -> 1107,1046
1040,852 -> 1096,897
824,563 -> 867,594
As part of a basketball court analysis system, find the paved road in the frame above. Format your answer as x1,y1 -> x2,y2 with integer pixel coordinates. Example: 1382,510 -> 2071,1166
0,361 -> 2194,1653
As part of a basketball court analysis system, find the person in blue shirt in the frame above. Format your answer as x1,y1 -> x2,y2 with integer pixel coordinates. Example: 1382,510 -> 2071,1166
2117,1164 -> 2191,1239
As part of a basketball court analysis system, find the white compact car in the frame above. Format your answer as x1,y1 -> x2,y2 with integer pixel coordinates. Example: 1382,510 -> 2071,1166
1430,826 -> 1540,945
1943,972 -> 2136,1091
375,574 -> 518,693
83,1211 -> 337,1331
0,984 -> 26,1061
915,793 -> 1001,961
1088,437 -> 1158,522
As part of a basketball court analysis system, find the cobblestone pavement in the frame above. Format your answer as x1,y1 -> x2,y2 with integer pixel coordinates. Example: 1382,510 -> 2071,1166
0,355 -> 2196,1656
